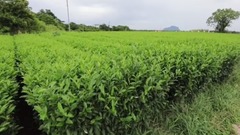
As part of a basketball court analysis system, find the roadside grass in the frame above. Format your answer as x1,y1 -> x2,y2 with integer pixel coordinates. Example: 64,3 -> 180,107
142,61 -> 240,135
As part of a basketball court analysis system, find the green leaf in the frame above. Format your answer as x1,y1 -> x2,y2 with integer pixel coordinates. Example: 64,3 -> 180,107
0,104 -> 8,114
66,118 -> 73,124
57,102 -> 68,117
99,84 -> 105,95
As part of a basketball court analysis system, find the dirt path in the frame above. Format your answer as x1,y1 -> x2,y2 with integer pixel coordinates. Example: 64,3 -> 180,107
233,124 -> 240,135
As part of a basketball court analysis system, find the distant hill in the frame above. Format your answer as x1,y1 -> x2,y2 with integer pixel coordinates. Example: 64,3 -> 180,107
163,26 -> 180,31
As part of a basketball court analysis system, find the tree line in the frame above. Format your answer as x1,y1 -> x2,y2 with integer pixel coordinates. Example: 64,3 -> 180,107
0,0 -> 131,34
0,0 -> 239,34
70,23 -> 130,31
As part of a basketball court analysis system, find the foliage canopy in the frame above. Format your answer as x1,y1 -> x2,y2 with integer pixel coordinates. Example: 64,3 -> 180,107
207,8 -> 240,32
0,0 -> 40,34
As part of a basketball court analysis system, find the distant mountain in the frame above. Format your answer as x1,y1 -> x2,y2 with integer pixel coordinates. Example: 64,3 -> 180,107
162,26 -> 180,31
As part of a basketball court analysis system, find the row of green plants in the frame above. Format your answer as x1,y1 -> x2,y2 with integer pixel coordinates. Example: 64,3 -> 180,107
14,32 -> 240,134
0,36 -> 18,134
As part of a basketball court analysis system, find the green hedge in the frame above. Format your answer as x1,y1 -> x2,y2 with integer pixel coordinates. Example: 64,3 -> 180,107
15,32 -> 240,134
0,36 -> 18,134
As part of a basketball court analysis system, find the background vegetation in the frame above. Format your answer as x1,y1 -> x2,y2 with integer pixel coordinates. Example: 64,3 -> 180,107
1,0 -> 239,34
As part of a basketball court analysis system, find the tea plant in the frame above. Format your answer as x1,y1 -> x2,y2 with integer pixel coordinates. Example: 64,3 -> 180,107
14,32 -> 240,134
0,36 -> 18,134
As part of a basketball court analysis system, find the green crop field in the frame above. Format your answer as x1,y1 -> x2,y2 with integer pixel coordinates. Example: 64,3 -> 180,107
1,32 -> 240,135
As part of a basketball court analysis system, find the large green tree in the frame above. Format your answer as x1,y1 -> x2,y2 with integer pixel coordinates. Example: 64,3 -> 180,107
0,0 -> 38,34
207,8 -> 240,32
36,9 -> 65,30
69,22 -> 79,31
99,24 -> 111,31
112,25 -> 130,31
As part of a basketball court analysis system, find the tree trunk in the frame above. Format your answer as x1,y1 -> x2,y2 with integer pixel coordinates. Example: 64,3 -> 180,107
10,27 -> 19,35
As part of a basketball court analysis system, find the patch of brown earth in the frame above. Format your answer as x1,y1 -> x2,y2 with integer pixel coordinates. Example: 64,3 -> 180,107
233,124 -> 240,135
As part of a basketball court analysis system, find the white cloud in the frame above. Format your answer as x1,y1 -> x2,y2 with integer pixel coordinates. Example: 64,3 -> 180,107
70,5 -> 115,24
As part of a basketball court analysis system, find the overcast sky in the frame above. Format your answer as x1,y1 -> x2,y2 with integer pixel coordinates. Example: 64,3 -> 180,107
28,0 -> 240,31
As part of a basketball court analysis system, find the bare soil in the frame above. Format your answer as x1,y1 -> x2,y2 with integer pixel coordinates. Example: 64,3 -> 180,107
233,124 -> 240,135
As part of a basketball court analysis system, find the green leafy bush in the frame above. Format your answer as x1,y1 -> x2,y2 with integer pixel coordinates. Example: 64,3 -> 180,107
0,36 -> 18,134
13,32 -> 240,134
